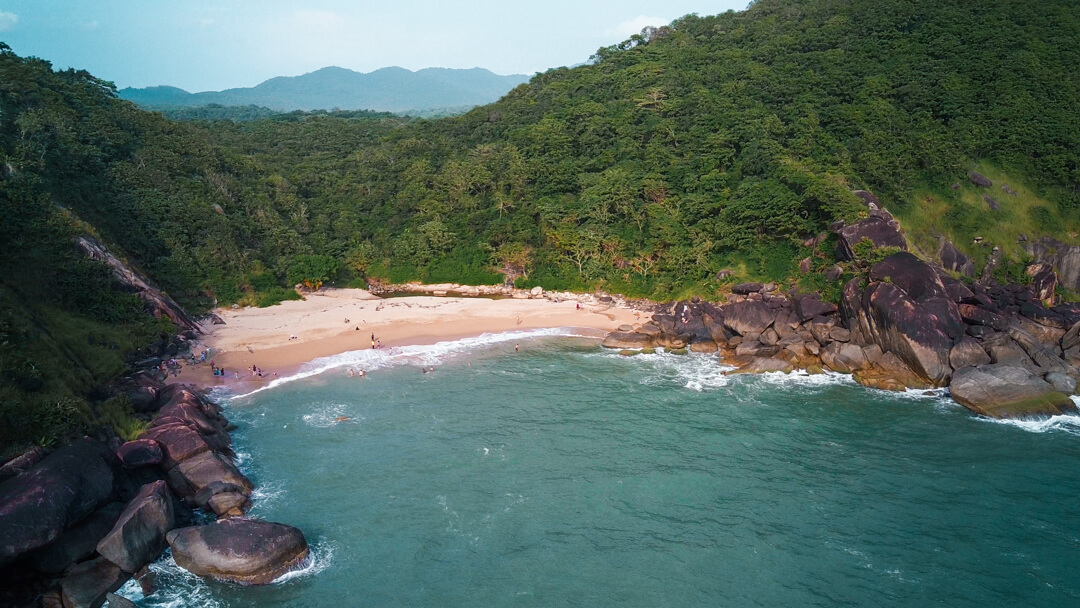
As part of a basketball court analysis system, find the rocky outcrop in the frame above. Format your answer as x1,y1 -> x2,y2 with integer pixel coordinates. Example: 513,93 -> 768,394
59,557 -> 128,608
1023,237 -> 1080,291
116,439 -> 163,468
949,364 -> 1077,418
96,480 -> 175,573
938,240 -> 974,277
0,438 -> 119,566
75,235 -> 201,333
834,209 -> 907,262
601,332 -> 654,349
969,171 -> 992,188
167,519 -> 310,585
844,253 -> 961,386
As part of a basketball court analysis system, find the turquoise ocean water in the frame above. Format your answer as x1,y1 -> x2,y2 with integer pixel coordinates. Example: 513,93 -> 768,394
122,330 -> 1080,607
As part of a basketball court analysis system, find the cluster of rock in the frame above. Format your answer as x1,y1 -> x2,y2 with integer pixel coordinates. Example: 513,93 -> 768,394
0,379 -> 309,608
604,250 -> 1080,420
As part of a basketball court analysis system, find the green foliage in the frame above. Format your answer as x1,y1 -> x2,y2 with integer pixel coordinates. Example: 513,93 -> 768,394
852,240 -> 903,266
95,395 -> 147,442
287,255 -> 341,290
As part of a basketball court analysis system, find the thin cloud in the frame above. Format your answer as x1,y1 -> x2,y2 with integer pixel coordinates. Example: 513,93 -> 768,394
608,15 -> 670,39
82,20 -> 99,31
0,11 -> 17,32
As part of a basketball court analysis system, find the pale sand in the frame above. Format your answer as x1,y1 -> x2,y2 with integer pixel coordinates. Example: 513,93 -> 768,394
178,289 -> 645,390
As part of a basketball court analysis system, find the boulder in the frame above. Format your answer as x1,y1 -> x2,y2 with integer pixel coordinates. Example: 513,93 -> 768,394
958,304 -> 1009,331
949,337 -> 991,369
207,492 -> 252,518
1027,263 -> 1058,307
949,364 -> 1077,419
1019,302 -> 1066,329
29,502 -> 125,576
1062,320 -> 1080,351
825,265 -> 843,281
601,332 -> 654,349
140,424 -> 212,470
853,190 -> 881,208
734,341 -> 781,358
829,327 -> 851,342
637,323 -> 661,336
1045,371 -> 1077,394
96,481 -> 175,574
983,194 -> 1000,211
167,519 -> 310,585
968,171 -> 992,188
165,451 -> 252,499
731,282 -> 763,295
938,240 -> 974,277
1023,237 -> 1080,291
820,342 -> 869,374
793,296 -> 838,322
0,438 -> 118,566
721,300 -> 775,336
834,209 -> 907,261
938,274 -> 975,303
869,252 -> 948,301
59,557 -> 129,608
1006,327 -> 1079,377
116,440 -> 163,469
689,341 -> 718,353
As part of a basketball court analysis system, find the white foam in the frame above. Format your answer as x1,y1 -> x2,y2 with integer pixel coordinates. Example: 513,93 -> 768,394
980,412 -> 1080,435
227,327 -> 595,401
302,402 -> 364,428
753,369 -> 857,388
116,551 -> 223,608
271,539 -> 334,583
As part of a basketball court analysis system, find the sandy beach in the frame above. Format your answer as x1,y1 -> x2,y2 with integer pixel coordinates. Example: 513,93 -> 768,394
177,288 -> 646,389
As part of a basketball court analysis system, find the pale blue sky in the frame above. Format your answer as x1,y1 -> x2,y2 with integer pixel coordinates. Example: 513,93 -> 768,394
0,1 -> 747,92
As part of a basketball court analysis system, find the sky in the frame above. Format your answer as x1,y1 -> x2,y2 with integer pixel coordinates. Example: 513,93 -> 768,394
0,1 -> 748,92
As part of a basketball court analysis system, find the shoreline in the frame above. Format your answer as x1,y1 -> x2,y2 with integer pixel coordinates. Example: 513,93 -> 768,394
174,288 -> 646,392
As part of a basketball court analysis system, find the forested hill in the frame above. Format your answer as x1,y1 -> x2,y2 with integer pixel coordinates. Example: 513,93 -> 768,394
118,66 -> 532,114
3,0 -> 1080,449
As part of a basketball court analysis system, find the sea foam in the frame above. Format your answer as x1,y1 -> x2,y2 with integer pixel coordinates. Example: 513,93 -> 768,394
227,327 -> 596,401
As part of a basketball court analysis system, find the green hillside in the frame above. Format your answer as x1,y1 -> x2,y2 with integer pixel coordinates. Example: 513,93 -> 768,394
2,0 -> 1080,449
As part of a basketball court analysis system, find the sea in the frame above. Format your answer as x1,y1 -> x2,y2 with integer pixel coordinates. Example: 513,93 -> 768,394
119,330 -> 1080,607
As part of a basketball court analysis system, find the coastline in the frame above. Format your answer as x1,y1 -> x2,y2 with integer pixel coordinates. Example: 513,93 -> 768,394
176,288 -> 646,391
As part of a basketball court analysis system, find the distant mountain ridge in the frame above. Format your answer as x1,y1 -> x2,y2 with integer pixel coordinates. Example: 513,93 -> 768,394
119,66 -> 532,114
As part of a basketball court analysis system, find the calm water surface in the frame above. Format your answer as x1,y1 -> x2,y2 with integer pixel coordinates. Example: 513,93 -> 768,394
124,333 -> 1080,607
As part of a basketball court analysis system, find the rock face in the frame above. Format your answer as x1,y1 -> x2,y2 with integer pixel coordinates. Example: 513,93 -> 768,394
601,332 -> 654,349
834,209 -> 907,261
97,480 -> 176,573
949,365 -> 1077,419
117,439 -> 163,468
844,253 -> 962,386
59,557 -> 128,608
167,519 -> 310,585
1024,237 -> 1080,291
28,502 -> 125,575
938,240 -> 975,277
0,438 -> 118,566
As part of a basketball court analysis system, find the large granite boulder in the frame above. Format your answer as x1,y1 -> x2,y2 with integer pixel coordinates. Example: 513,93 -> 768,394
59,557 -> 129,608
820,342 -> 869,373
949,364 -> 1077,419
167,519 -> 310,585
28,502 -> 125,576
601,332 -> 654,349
164,451 -> 252,499
844,253 -> 964,386
116,439 -> 163,469
1027,263 -> 1058,307
938,240 -> 974,277
97,481 -> 176,573
834,209 -> 907,262
140,424 -> 212,470
949,337 -> 991,369
1024,237 -> 1080,291
720,300 -> 775,336
792,295 -> 837,322
0,438 -> 118,566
